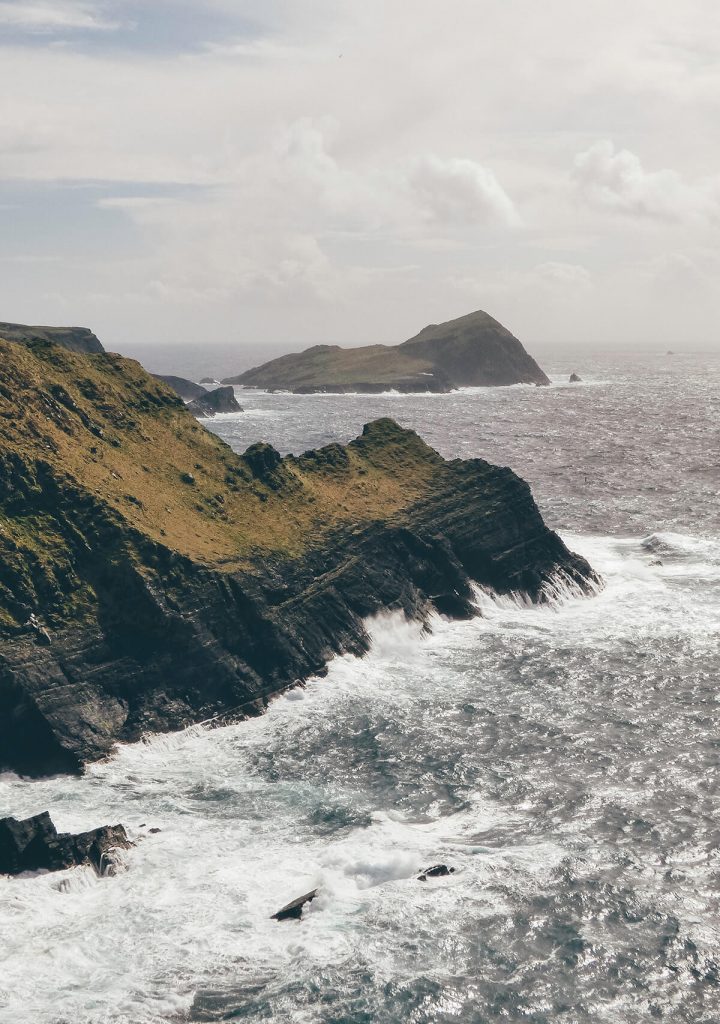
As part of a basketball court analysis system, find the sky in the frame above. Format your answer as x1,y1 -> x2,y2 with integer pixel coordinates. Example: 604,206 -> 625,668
1,0 -> 719,369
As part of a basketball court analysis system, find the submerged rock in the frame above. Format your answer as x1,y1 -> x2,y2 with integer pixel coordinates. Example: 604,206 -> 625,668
0,812 -> 131,876
271,889 -> 318,921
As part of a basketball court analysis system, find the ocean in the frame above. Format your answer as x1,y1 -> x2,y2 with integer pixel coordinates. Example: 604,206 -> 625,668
1,351 -> 719,1023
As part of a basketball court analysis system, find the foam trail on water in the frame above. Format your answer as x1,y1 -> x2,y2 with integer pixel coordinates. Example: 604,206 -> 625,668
1,531 -> 719,1023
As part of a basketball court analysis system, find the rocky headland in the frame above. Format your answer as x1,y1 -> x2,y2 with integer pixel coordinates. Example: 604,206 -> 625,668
0,321 -> 104,355
0,326 -> 597,778
223,309 -> 550,393
152,376 -> 243,417
187,385 -> 243,418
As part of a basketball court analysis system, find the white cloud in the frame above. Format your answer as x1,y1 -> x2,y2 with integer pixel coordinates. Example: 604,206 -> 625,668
532,261 -> 592,288
408,155 -> 520,228
2,1 -> 720,351
573,140 -> 720,223
0,2 -> 120,32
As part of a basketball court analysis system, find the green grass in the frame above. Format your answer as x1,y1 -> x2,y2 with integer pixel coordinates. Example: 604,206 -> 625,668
0,338 -> 444,580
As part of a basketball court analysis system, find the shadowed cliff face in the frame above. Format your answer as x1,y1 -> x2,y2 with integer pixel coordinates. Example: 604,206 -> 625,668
0,336 -> 597,777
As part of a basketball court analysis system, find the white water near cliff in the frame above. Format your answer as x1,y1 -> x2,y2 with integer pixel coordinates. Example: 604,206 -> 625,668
1,352 -> 720,1023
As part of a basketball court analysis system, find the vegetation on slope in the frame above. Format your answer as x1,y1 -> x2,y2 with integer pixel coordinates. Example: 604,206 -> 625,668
225,343 -> 444,391
0,322 -> 104,354
226,310 -> 549,391
0,336 -> 447,630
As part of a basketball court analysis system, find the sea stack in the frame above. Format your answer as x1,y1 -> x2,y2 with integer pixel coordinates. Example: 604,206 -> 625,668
187,385 -> 243,418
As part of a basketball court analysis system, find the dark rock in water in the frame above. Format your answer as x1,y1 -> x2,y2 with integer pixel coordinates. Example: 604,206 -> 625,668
187,386 -> 243,418
148,827 -> 162,834
417,864 -> 455,881
271,889 -> 318,921
152,374 -> 207,402
0,321 -> 105,355
569,373 -> 582,383
0,812 -> 131,876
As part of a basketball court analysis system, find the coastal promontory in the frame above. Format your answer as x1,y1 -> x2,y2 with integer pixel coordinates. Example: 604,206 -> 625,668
0,321 -> 104,355
0,328 -> 594,777
223,309 -> 550,393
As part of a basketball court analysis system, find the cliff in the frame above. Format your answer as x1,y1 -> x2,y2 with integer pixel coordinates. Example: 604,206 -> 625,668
0,321 -> 105,355
0,334 -> 595,777
224,310 -> 549,392
151,374 -> 206,401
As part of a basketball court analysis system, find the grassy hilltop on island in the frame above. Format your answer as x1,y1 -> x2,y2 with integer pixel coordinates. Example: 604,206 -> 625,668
224,309 -> 550,393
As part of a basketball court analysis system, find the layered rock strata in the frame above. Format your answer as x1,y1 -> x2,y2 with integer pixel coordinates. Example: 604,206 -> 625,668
0,811 -> 131,875
0,333 -> 597,777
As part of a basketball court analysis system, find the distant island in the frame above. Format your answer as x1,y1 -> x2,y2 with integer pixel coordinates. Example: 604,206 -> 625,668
223,310 -> 550,393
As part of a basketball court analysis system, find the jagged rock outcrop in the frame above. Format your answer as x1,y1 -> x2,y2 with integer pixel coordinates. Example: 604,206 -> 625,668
0,335 -> 598,777
151,374 -> 207,402
0,811 -> 131,876
417,864 -> 455,881
0,321 -> 104,354
223,310 -> 549,393
187,385 -> 243,418
271,889 -> 318,921
569,373 -> 582,383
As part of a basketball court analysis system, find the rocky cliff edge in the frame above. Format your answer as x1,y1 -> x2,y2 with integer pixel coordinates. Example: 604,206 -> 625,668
0,334 -> 597,776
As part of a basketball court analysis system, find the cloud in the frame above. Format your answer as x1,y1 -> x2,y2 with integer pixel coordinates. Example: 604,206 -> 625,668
0,2 -> 121,32
532,261 -> 592,288
408,155 -> 521,227
2,1 -> 720,351
573,139 -> 720,223
86,114 -> 522,321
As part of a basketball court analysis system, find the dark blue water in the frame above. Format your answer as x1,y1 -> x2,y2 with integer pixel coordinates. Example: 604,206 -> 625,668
1,353 -> 719,1023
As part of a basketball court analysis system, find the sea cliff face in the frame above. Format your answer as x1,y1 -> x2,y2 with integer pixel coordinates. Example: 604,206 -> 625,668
0,334 -> 597,777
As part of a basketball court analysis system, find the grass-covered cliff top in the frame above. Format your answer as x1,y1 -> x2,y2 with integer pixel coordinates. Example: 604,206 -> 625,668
0,337 -> 444,572
226,343 -> 439,390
